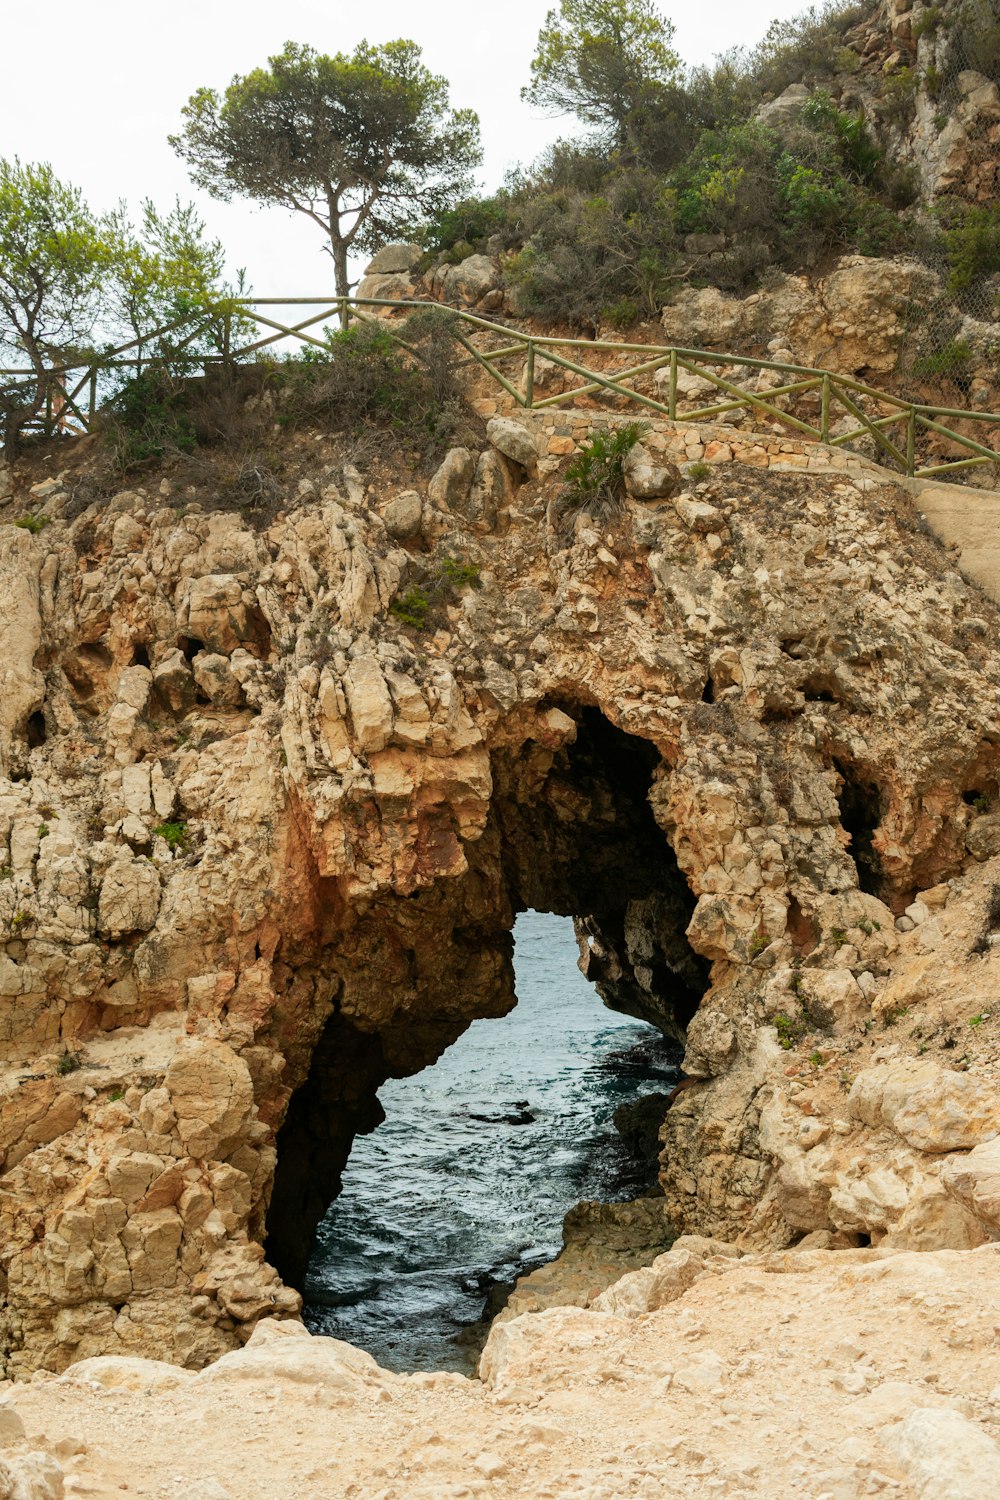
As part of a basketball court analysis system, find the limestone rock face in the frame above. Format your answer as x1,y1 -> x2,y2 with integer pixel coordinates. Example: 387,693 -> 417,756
0,529 -> 44,779
661,256 -> 941,375
849,1061 -> 1000,1153
163,1040 -> 254,1161
942,1137 -> 1000,1237
2,408 -> 1000,1375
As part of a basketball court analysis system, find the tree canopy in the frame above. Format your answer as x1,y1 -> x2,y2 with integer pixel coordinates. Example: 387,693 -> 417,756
0,158 -> 238,447
170,40 -> 481,299
523,0 -> 681,154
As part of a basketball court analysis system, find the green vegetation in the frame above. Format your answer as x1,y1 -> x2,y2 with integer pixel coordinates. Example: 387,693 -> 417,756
109,1088 -> 126,1102
171,40 -> 480,302
937,201 -> 1000,299
390,554 -> 481,631
523,0 -> 681,153
0,157 -> 237,450
829,926 -> 847,945
774,1009 -> 812,1049
748,930 -> 772,959
57,1050 -> 81,1076
12,513 -> 51,534
970,1010 -> 991,1026
37,823 -> 49,839
562,422 -> 646,518
686,461 -> 712,481
153,820 -> 188,851
390,586 -> 432,630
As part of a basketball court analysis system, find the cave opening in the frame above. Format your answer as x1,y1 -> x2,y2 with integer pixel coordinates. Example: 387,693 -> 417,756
834,757 -> 884,897
266,705 -> 708,1366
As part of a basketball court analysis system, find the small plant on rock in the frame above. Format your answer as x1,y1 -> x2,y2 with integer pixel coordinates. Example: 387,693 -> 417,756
390,586 -> 432,630
748,931 -> 771,960
562,423 -> 647,520
13,513 -> 50,535
57,1050 -> 81,1075
686,461 -> 712,482
774,1010 -> 810,1050
829,926 -> 847,946
153,820 -> 188,851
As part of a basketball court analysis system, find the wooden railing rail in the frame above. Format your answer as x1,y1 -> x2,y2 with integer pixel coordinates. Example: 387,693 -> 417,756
2,295 -> 999,482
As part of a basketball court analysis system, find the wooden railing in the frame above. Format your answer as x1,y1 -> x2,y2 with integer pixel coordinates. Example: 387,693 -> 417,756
2,295 -> 999,482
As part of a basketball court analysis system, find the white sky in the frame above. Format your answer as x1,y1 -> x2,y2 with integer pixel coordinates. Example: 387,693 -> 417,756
1,0 -> 812,297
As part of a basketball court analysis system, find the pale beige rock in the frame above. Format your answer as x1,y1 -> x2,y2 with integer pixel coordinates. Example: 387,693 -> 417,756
0,1452 -> 63,1500
485,417 -> 539,471
849,1061 -> 999,1152
427,448 -> 475,509
97,858 -> 161,940
591,1247 -> 705,1314
0,530 -> 44,778
343,654 -> 393,753
942,1136 -> 1000,1236
379,491 -> 423,540
163,1040 -> 254,1160
883,1407 -> 1000,1500
624,445 -> 681,500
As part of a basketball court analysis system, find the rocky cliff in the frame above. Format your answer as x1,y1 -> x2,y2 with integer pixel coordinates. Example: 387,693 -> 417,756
0,400 -> 998,1381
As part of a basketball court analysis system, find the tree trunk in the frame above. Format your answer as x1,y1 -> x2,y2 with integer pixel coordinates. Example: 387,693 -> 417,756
332,237 -> 350,328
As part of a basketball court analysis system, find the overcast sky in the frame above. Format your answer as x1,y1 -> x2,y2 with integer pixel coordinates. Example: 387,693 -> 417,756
2,0 -> 812,297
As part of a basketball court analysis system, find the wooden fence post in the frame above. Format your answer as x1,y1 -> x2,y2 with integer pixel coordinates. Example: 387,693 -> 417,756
524,342 -> 535,409
668,350 -> 677,421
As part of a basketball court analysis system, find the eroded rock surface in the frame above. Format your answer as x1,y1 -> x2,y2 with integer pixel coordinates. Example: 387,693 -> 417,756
1,410 -> 1000,1377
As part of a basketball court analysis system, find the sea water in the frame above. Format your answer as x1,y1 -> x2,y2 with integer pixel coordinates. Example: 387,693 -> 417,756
303,909 -> 678,1371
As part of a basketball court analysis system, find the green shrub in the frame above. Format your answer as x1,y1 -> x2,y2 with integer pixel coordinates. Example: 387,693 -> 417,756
913,339 -> 974,381
420,194 -> 513,256
104,369 -> 198,468
686,461 -> 712,481
153,820 -> 188,851
57,1050 -> 81,1075
774,1010 -> 810,1049
389,555 -> 480,631
562,423 -> 646,519
390,586 -> 432,630
939,202 -> 1000,298
13,513 -> 51,534
276,317 -> 470,456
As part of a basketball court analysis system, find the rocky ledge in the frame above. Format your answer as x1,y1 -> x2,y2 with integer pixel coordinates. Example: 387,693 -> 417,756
0,409 -> 998,1386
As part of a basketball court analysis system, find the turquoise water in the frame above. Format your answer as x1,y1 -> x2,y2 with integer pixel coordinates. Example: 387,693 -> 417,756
303,910 -> 678,1371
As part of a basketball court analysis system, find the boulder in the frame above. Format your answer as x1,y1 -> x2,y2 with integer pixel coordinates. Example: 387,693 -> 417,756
756,82 -> 811,127
97,858 -> 162,940
486,417 -> 540,472
177,574 -> 262,656
363,244 -> 422,276
0,528 -> 44,777
379,491 -> 423,541
434,254 -> 500,306
0,1454 -> 63,1500
344,654 -> 394,753
427,448 -> 476,509
675,496 -> 724,533
197,1317 -> 380,1388
592,1246 -> 705,1315
152,650 -> 196,713
849,1061 -> 1000,1152
466,450 -> 516,528
192,653 -> 244,709
941,1135 -> 1000,1235
624,445 -> 681,500
882,1407 -> 1000,1500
